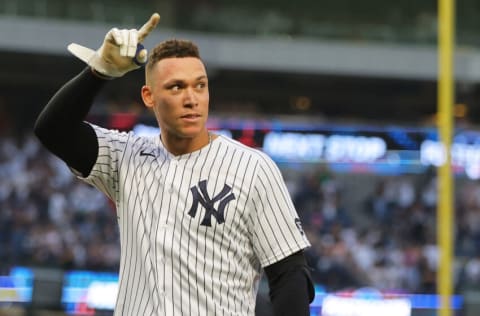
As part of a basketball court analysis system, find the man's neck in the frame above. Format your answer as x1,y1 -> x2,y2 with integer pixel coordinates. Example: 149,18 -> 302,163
160,130 -> 212,156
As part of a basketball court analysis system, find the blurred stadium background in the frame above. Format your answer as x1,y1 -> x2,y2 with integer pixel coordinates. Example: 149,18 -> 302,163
1,0 -> 480,315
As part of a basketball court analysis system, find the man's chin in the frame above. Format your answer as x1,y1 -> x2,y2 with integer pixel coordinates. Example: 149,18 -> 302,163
178,128 -> 207,139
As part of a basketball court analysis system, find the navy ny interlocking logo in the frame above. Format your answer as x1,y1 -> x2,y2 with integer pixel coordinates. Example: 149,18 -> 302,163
188,180 -> 236,226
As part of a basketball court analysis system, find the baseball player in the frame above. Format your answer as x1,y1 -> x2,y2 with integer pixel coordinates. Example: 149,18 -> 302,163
34,13 -> 314,315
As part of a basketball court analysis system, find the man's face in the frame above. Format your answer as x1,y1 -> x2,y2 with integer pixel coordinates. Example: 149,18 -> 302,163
142,57 -> 209,140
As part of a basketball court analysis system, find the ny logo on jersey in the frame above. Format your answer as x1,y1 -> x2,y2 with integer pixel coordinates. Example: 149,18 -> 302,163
188,180 -> 236,227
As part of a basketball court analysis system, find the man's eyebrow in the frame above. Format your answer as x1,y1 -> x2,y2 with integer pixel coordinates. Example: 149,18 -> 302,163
164,75 -> 207,85
164,79 -> 184,85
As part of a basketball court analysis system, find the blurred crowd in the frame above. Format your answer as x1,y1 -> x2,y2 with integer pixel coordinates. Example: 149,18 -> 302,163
0,133 -> 120,274
1,132 -> 480,295
294,166 -> 480,294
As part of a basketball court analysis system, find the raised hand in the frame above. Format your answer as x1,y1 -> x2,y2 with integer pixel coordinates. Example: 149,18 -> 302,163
68,13 -> 160,78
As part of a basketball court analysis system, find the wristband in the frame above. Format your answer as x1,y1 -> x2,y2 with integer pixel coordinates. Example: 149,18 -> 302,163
90,67 -> 115,80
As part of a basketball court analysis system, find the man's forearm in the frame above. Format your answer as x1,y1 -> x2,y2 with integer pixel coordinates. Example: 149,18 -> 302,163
34,67 -> 106,176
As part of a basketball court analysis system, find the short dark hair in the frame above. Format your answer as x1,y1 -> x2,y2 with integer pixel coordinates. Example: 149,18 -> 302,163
146,39 -> 201,73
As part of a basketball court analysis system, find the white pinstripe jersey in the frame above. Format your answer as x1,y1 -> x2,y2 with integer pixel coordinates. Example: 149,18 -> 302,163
78,124 -> 310,316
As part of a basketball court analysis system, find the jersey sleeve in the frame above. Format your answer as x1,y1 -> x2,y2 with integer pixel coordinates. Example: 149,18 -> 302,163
76,123 -> 129,203
249,153 -> 311,267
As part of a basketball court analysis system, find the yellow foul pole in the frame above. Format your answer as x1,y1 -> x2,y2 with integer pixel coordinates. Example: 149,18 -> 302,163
437,0 -> 454,315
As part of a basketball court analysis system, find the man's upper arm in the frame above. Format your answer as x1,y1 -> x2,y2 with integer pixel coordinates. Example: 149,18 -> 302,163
77,124 -> 130,203
250,153 -> 311,266
264,250 -> 315,315
53,122 -> 98,177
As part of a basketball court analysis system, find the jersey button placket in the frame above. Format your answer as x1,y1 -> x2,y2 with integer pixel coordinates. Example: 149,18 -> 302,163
155,224 -> 168,312
165,159 -> 177,194
157,223 -> 169,266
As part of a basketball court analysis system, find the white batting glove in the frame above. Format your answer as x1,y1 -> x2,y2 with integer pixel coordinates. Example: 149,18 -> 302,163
67,13 -> 160,78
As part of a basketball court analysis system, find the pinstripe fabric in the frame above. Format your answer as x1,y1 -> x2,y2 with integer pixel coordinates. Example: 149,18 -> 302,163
79,124 -> 310,316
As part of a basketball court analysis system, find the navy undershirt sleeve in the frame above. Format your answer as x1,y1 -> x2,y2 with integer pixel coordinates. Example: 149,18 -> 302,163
34,67 -> 108,177
264,251 -> 315,316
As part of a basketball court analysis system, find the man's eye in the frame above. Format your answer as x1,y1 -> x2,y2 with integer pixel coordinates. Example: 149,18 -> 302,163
170,85 -> 180,91
197,82 -> 206,89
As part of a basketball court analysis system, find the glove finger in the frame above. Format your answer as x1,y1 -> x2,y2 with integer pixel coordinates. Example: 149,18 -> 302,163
107,28 -> 123,45
138,13 -> 160,42
119,29 -> 130,56
126,29 -> 138,58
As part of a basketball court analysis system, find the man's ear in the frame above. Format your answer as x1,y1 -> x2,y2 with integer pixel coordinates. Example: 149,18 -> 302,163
141,85 -> 154,109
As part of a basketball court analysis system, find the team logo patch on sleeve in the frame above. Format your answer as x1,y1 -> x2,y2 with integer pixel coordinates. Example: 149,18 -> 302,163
188,180 -> 236,227
295,218 -> 305,235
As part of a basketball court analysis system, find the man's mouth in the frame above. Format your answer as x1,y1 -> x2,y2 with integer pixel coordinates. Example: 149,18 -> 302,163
181,114 -> 201,122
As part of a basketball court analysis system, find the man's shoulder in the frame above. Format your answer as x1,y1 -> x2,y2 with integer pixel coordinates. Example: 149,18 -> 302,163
89,123 -> 132,138
217,134 -> 261,154
216,134 -> 276,165
89,123 -> 158,150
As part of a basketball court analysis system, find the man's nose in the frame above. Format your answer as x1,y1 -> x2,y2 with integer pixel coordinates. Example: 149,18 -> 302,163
184,88 -> 198,107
